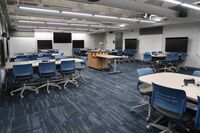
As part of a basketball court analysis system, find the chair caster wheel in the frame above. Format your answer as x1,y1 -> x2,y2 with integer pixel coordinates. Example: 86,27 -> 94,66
47,91 -> 50,94
64,87 -> 67,89
146,125 -> 151,129
59,87 -> 62,90
130,109 -> 133,112
146,117 -> 150,122
36,91 -> 39,94
10,93 -> 14,96
76,85 -> 78,87
20,95 -> 24,98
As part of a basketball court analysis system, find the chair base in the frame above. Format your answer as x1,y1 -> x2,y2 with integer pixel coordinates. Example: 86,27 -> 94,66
10,83 -> 38,98
37,80 -> 61,93
147,116 -> 190,133
75,71 -> 89,81
58,78 -> 78,88
131,97 -> 151,121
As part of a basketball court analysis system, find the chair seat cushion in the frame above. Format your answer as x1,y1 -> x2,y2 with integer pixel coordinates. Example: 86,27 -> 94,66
139,86 -> 152,95
154,105 -> 196,122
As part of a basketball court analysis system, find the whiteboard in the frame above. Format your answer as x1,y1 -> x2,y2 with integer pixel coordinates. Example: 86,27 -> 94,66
9,37 -> 36,57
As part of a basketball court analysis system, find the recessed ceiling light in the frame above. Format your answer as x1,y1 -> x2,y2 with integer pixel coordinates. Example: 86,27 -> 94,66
94,15 -> 118,19
18,20 -> 45,24
61,11 -> 93,16
19,6 -> 60,13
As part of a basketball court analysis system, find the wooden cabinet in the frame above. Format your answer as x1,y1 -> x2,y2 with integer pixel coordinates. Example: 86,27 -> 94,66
87,51 -> 109,70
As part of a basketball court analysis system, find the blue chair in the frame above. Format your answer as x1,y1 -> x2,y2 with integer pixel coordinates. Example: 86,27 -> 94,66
10,64 -> 38,98
193,71 -> 200,77
195,96 -> 200,129
37,62 -> 61,93
147,83 -> 196,132
124,49 -> 136,62
178,53 -> 187,70
76,56 -> 88,81
58,60 -> 78,88
160,54 -> 174,72
171,53 -> 180,72
131,68 -> 153,121
15,55 -> 29,61
143,52 -> 152,65
116,49 -> 124,63
28,54 -> 38,60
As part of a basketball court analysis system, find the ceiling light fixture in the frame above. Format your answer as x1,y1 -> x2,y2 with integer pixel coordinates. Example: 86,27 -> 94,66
90,25 -> 106,28
162,0 -> 181,5
70,23 -> 89,27
119,17 -> 138,22
18,20 -> 45,24
19,6 -> 60,13
94,15 -> 118,19
181,3 -> 200,11
46,22 -> 68,25
17,26 -> 38,28
61,11 -> 93,16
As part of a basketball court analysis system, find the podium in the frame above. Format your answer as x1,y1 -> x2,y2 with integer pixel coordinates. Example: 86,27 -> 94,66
87,51 -> 109,70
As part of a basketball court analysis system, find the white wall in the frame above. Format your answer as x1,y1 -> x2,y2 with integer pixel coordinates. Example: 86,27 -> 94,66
105,23 -> 200,68
162,23 -> 200,68
105,32 -> 115,50
9,31 -> 97,57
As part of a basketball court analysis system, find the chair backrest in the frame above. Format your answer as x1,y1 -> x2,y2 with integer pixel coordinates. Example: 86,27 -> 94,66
136,68 -> 153,89
39,62 -> 56,76
16,55 -> 28,61
61,60 -> 75,73
137,67 -> 153,77
143,52 -> 152,62
195,96 -> 200,128
193,71 -> 200,77
28,54 -> 38,60
165,54 -> 173,62
180,53 -> 187,61
172,53 -> 179,61
13,64 -> 33,80
80,56 -> 87,65
117,49 -> 123,56
152,83 -> 187,120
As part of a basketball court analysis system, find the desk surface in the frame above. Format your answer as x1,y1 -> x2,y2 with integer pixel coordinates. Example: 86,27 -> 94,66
96,55 -> 123,59
4,58 -> 83,70
139,72 -> 200,102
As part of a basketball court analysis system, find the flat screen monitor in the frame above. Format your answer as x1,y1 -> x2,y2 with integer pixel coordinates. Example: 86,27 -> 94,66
125,39 -> 138,50
165,37 -> 188,53
37,40 -> 53,49
54,32 -> 71,43
73,40 -> 84,48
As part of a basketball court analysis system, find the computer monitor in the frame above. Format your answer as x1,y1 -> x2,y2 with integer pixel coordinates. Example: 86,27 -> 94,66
165,37 -> 188,53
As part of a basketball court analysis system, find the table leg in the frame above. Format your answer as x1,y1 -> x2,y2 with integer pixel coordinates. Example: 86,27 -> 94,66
109,59 -> 121,74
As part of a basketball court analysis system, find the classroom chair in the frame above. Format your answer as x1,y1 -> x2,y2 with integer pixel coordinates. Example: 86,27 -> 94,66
147,83 -> 196,132
131,67 -> 153,121
58,60 -> 78,88
160,54 -> 174,72
195,96 -> 200,130
178,53 -> 187,70
10,64 -> 38,98
193,71 -> 200,77
37,62 -> 61,93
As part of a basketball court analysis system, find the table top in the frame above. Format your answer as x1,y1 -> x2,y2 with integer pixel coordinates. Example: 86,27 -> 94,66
139,72 -> 200,102
4,58 -> 83,70
96,55 -> 123,59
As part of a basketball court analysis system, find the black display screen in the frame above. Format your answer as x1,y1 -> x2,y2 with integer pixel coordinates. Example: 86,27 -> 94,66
165,37 -> 188,53
125,39 -> 138,50
54,32 -> 72,43
37,40 -> 53,49
73,40 -> 84,48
